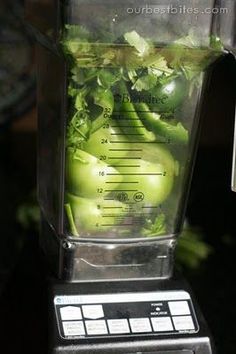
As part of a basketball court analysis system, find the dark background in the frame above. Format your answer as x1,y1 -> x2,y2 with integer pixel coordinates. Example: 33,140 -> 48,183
0,2 -> 236,353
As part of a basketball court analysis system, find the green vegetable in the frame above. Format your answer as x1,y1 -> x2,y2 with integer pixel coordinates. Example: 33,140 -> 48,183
135,103 -> 189,144
176,225 -> 212,269
135,143 -> 179,176
210,35 -> 224,51
16,191 -> 213,269
116,101 -> 155,142
82,121 -> 130,163
90,87 -> 114,133
150,76 -> 188,113
66,193 -> 125,234
61,26 -> 223,238
115,158 -> 174,206
65,203 -> 79,236
124,31 -> 150,57
142,214 -> 166,237
161,32 -> 224,81
66,149 -> 122,198
66,87 -> 91,148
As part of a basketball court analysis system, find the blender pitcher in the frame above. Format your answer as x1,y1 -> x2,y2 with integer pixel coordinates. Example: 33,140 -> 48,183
26,0 -> 236,281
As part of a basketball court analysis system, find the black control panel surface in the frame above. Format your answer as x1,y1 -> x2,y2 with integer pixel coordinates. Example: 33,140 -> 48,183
54,291 -> 199,340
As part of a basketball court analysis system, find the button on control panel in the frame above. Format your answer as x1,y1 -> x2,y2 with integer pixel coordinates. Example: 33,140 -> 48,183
54,291 -> 199,340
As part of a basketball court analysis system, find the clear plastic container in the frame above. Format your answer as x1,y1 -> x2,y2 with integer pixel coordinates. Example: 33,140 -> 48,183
26,0 -> 236,281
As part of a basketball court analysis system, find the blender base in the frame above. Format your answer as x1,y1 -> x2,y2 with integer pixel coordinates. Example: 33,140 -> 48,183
48,273 -> 214,354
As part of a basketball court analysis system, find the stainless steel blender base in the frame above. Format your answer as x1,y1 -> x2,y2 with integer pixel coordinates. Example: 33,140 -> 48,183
40,218 -> 176,282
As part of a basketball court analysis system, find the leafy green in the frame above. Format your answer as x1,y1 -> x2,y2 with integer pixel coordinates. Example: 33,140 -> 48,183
124,31 -> 150,57
66,87 -> 91,148
97,69 -> 120,89
142,214 -> 166,237
210,35 -> 224,51
132,73 -> 157,92
17,204 -> 40,230
174,30 -> 199,48
65,203 -> 79,236
90,87 -> 114,133
64,24 -> 91,41
176,225 -> 212,269
145,56 -> 173,76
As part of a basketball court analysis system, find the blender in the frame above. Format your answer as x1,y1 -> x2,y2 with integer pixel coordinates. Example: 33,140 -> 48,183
25,0 -> 236,353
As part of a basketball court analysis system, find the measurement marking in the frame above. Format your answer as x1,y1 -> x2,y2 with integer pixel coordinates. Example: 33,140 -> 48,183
107,173 -> 163,176
113,111 -> 160,113
111,118 -> 141,121
108,157 -> 141,160
142,206 -> 158,209
105,181 -> 139,184
111,133 -> 144,136
102,214 -> 133,217
108,165 -> 140,168
105,190 -> 138,192
109,149 -> 142,152
101,224 -> 133,227
102,215 -> 120,217
111,126 -> 145,128
103,207 -> 123,209
110,141 -> 167,144
123,213 -> 157,217
143,213 -> 158,215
